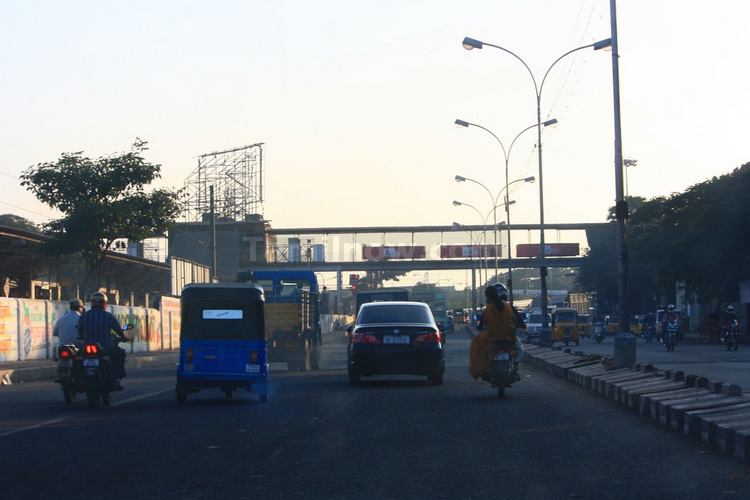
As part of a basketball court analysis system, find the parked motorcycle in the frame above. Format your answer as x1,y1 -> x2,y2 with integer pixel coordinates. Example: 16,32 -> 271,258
55,343 -> 84,403
488,340 -> 520,399
721,320 -> 740,351
664,319 -> 679,352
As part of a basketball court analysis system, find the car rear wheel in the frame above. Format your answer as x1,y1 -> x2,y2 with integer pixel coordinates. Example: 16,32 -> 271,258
497,386 -> 506,399
348,366 -> 361,386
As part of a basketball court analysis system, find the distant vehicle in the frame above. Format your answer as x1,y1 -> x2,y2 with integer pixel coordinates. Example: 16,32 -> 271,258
411,289 -> 452,333
355,287 -> 409,312
605,315 -> 620,334
451,309 -> 466,325
347,301 -> 444,386
243,270 -> 321,371
525,311 -> 552,340
552,308 -> 579,346
175,284 -> 268,403
577,313 -> 591,338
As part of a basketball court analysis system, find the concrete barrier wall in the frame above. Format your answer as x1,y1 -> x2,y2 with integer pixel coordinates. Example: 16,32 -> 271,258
0,297 -> 182,362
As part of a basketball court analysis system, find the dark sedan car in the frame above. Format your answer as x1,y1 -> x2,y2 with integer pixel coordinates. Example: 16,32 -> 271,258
347,301 -> 444,386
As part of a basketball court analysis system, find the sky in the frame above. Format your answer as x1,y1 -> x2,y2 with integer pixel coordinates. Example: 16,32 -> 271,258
1,0 -> 748,286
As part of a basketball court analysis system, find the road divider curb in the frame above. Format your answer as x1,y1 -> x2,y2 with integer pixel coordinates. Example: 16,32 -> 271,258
0,351 -> 179,385
523,344 -> 750,463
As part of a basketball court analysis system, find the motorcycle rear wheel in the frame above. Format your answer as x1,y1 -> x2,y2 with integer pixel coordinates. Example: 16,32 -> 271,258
86,387 -> 100,409
63,385 -> 76,404
497,386 -> 506,399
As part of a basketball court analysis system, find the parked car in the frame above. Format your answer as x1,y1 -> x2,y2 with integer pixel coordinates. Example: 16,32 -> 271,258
347,301 -> 444,386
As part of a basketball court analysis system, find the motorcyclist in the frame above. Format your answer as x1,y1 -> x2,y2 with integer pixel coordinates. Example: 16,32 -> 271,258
78,292 -> 129,390
721,305 -> 739,342
470,284 -> 517,381
661,304 -> 681,343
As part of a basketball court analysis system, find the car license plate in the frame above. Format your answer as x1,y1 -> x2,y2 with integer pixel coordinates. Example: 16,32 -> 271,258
494,353 -> 510,361
383,335 -> 410,345
83,358 -> 99,367
245,364 -> 260,373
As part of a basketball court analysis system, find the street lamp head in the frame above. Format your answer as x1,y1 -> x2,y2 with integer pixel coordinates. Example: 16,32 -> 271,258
454,119 -> 470,128
593,38 -> 613,51
462,37 -> 483,50
506,200 -> 517,206
542,118 -> 558,127
454,175 -> 466,183
452,222 -> 463,230
452,200 -> 462,206
524,176 -> 536,183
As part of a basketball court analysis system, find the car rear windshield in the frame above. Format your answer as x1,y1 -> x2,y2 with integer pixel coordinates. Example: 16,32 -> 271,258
357,305 -> 432,325
182,299 -> 264,340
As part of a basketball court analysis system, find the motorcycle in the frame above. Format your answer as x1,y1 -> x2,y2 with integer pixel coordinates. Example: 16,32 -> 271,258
489,340 -> 520,399
593,323 -> 606,344
55,343 -> 84,403
664,320 -> 679,352
82,328 -> 133,408
644,325 -> 655,344
721,320 -> 740,351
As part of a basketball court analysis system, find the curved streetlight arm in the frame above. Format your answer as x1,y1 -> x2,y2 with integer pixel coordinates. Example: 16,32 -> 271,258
493,176 -> 534,206
481,41 -> 539,98
539,41 -> 600,97
460,176 -> 495,209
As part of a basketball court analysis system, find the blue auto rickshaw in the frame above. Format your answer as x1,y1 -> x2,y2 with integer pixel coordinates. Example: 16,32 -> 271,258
175,283 -> 268,403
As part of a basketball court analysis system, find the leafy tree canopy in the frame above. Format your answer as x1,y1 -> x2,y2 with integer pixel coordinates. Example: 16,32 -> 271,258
0,213 -> 38,232
20,139 -> 181,288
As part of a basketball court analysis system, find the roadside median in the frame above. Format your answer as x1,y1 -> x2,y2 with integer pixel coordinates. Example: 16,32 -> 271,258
522,343 -> 750,463
0,350 -> 179,385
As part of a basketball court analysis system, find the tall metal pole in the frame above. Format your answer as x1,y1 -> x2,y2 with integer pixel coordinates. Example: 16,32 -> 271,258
609,0 -> 635,367
492,207 -> 498,284
536,96 -> 550,332
505,192 -> 514,305
209,185 -> 217,282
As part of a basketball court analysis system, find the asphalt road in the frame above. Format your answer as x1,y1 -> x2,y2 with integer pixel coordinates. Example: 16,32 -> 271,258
557,336 -> 750,392
1,330 -> 749,499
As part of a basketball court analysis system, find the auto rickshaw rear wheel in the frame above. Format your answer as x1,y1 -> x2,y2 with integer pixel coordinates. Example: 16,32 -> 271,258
497,386 -> 505,399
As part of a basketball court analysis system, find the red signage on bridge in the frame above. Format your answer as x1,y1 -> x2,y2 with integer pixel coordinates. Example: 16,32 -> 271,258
362,245 -> 427,260
439,245 -> 500,258
516,243 -> 580,258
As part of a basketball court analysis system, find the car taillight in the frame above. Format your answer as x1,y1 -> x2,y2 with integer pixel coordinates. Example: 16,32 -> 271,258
351,333 -> 381,344
84,344 -> 99,356
249,351 -> 259,363
415,332 -> 441,344
185,348 -> 194,363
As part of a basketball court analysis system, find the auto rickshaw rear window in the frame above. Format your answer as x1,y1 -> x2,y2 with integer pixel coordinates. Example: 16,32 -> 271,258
182,300 -> 264,340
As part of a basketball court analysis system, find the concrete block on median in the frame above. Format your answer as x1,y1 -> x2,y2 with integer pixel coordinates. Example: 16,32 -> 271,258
735,429 -> 750,462
640,387 -> 711,419
625,381 -> 688,412
668,396 -> 746,432
716,422 -> 750,455
700,408 -> 750,447
608,373 -> 660,401
658,393 -> 729,428
683,402 -> 750,439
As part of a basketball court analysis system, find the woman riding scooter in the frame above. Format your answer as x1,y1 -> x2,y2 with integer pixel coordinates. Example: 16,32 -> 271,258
469,285 -> 517,381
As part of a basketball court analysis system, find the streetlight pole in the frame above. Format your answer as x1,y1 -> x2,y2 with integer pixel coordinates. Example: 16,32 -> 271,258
452,203 -> 489,285
455,118 -> 553,303
461,35 -> 612,337
455,174 -> 534,290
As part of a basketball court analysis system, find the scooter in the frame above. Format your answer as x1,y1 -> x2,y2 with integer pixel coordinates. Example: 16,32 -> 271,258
664,320 -> 679,352
489,340 -> 520,399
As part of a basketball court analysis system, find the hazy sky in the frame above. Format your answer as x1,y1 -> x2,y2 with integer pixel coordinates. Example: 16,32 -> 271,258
2,1 -> 748,258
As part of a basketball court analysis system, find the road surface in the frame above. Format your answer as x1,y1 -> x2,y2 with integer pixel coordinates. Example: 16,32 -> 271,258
1,330 -> 749,499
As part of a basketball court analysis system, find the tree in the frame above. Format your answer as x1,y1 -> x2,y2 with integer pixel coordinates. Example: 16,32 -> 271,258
0,213 -> 38,232
357,269 -> 408,290
20,139 -> 181,292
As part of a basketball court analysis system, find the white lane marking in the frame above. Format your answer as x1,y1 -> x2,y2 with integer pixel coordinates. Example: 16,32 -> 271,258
0,415 -> 73,438
0,389 -> 170,439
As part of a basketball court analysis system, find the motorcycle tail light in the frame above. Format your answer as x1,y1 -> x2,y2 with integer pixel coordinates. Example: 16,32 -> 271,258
59,348 -> 72,359
84,344 -> 99,356
185,348 -> 194,363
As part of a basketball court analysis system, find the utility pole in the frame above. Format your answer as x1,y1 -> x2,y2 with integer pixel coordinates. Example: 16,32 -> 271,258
209,185 -> 217,282
609,0 -> 635,367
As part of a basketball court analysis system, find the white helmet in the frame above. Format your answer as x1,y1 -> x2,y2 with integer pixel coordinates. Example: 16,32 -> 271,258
726,305 -> 734,313
667,304 -> 675,312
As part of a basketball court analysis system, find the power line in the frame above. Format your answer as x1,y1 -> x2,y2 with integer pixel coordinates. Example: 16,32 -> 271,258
0,170 -> 19,180
0,200 -> 49,218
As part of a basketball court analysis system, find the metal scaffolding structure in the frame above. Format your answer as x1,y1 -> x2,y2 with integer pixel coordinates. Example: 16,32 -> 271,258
182,143 -> 264,222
